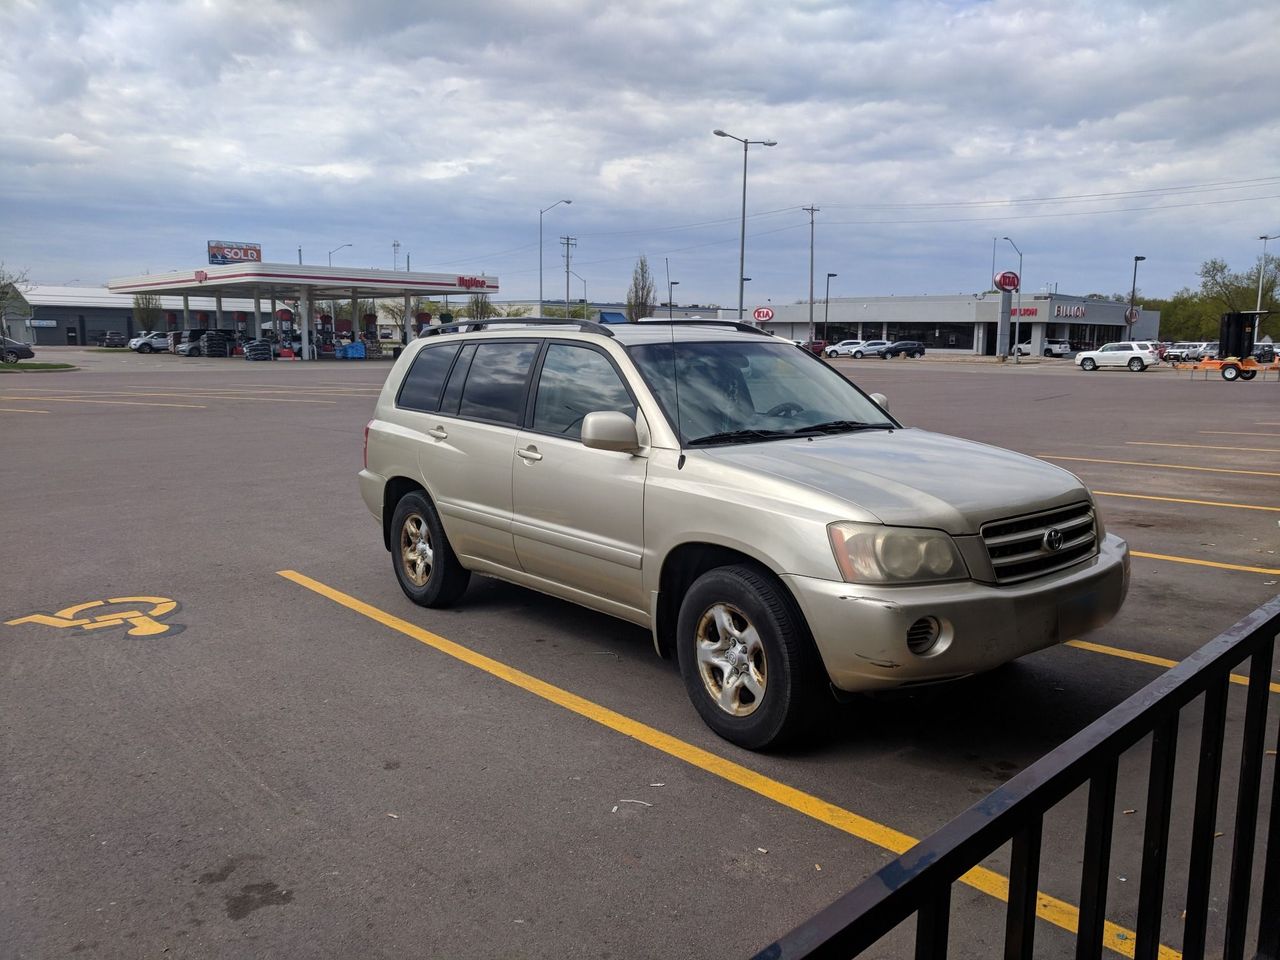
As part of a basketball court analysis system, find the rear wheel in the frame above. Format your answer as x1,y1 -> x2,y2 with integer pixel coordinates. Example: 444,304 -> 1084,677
676,565 -> 819,750
1221,364 -> 1240,382
391,490 -> 470,607
1081,357 -> 1097,371
1239,369 -> 1257,381
1127,357 -> 1145,372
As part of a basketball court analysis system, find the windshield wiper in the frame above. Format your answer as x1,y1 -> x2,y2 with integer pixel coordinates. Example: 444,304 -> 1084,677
790,420 -> 896,436
687,428 -> 793,447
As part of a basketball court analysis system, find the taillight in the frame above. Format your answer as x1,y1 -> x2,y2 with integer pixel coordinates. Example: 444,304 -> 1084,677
363,420 -> 371,469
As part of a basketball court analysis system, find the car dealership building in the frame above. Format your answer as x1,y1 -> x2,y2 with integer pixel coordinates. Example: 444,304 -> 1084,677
737,292 -> 1160,354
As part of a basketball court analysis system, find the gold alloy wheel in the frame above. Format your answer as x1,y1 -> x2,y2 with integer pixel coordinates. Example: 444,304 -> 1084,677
695,602 -> 767,717
399,513 -> 434,587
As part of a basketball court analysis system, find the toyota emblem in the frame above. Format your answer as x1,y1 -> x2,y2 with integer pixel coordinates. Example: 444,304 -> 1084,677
1043,528 -> 1064,551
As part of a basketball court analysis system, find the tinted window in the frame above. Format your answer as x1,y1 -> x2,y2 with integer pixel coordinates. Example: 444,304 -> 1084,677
533,344 -> 636,440
397,343 -> 460,412
440,343 -> 476,414
458,341 -> 538,425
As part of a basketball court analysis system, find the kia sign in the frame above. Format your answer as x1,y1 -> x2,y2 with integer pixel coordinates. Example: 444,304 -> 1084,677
994,271 -> 1020,292
1124,306 -> 1139,324
753,307 -> 774,322
207,241 -> 262,265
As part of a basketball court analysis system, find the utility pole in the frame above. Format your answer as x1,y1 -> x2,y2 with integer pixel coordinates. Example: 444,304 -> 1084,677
803,205 -> 819,341
393,240 -> 400,271
561,236 -> 576,319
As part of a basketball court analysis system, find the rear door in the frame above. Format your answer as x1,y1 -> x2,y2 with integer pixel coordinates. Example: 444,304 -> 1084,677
512,341 -> 648,611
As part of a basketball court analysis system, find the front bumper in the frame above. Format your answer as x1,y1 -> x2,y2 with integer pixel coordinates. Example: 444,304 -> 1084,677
783,533 -> 1130,691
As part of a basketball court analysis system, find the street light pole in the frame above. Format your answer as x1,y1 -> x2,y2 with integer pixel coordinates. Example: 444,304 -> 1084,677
668,280 -> 679,319
570,270 -> 587,320
327,243 -> 351,267
713,129 -> 777,320
824,272 -> 837,342
803,205 -> 819,341
539,199 -> 572,316
1002,237 -> 1023,363
1258,234 -> 1279,313
1128,255 -> 1146,331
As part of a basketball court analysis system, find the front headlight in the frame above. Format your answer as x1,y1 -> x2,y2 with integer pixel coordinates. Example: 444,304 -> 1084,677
827,522 -> 968,585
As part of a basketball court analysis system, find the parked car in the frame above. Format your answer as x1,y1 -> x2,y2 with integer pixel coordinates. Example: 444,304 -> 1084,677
360,319 -> 1129,749
879,340 -> 926,358
799,339 -> 827,356
131,332 -> 171,354
1042,338 -> 1072,357
848,339 -> 888,358
1074,341 -> 1161,372
2,336 -> 35,363
1163,341 -> 1209,363
176,332 -> 206,357
1202,342 -> 1219,360
99,332 -> 128,348
824,339 -> 865,358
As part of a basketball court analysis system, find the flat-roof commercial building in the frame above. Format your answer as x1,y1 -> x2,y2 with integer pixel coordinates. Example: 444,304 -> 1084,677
730,293 -> 1160,354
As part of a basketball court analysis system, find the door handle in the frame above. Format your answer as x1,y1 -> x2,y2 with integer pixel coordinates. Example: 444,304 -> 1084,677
516,446 -> 543,462
428,426 -> 448,440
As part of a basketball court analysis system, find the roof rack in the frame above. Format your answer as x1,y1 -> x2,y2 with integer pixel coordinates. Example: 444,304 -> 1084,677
628,318 -> 772,337
418,317 -> 616,338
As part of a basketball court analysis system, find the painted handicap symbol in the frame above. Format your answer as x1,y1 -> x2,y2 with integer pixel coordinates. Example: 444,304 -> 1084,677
5,596 -> 184,637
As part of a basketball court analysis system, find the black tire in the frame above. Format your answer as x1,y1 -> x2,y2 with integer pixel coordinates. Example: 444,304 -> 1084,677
188,346 -> 201,357
1128,357 -> 1145,372
825,350 -> 837,358
138,343 -> 153,353
853,350 -> 863,359
910,351 -> 921,359
1,349 -> 18,364
1081,358 -> 1097,371
676,564 -> 820,750
1221,364 -> 1240,382
390,490 -> 470,607
1240,369 -> 1257,381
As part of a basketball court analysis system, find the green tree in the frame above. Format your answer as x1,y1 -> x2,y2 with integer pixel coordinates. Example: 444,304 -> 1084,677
132,293 -> 163,332
625,255 -> 655,322
1,262 -> 31,339
457,293 -> 496,320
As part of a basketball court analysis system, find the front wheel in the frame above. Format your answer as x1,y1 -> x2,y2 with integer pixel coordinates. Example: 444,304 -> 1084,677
391,490 -> 470,607
1128,358 -> 1145,372
676,565 -> 819,750
138,343 -> 153,353
1221,364 -> 1240,382
1,350 -> 18,364
1081,358 -> 1097,371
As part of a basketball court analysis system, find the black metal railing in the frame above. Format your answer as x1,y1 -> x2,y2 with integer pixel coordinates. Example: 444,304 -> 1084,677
754,594 -> 1280,960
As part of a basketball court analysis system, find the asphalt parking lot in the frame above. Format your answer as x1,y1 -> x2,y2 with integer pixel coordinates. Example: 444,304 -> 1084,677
3,347 -> 1277,959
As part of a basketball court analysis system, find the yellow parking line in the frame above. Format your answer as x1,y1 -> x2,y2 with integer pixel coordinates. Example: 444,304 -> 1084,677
1132,550 -> 1280,576
1066,640 -> 1280,695
1200,431 -> 1280,438
0,406 -> 50,414
0,395 -> 206,409
8,389 -> 336,405
1040,455 -> 1280,479
277,568 -> 1175,960
1092,491 -> 1280,512
1127,440 -> 1280,454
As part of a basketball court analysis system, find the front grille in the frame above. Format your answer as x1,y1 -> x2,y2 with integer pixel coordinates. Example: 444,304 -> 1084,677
981,502 -> 1097,585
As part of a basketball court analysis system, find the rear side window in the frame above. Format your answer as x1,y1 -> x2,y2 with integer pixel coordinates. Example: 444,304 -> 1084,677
397,343 -> 461,412
458,341 -> 538,425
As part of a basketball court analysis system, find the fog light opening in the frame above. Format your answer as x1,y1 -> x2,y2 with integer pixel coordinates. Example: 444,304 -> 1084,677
906,616 -> 945,656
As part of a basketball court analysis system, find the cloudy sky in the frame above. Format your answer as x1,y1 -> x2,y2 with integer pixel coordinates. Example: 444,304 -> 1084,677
2,0 -> 1278,308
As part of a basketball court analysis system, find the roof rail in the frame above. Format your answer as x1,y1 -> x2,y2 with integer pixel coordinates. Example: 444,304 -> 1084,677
629,318 -> 772,337
417,317 -> 616,338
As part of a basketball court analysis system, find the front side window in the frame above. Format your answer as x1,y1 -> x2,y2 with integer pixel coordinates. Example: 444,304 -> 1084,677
532,344 -> 635,439
629,339 -> 895,446
457,341 -> 538,425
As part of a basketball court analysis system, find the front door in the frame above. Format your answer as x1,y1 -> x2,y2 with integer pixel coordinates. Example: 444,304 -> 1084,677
512,342 -> 647,611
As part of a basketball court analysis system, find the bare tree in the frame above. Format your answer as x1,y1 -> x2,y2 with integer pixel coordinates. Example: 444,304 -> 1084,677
1,261 -> 31,339
625,255 -> 655,321
458,292 -> 496,320
132,293 -> 163,333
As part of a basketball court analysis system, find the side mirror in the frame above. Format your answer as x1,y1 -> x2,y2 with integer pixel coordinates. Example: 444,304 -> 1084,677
869,392 -> 890,412
581,411 -> 641,453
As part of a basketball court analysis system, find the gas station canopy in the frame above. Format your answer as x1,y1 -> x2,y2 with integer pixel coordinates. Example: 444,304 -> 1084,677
108,261 -> 498,303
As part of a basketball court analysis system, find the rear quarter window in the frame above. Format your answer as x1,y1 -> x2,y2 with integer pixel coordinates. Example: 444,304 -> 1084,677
397,343 -> 461,413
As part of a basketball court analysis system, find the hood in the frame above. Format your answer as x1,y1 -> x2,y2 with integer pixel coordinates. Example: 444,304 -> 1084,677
699,428 -> 1087,535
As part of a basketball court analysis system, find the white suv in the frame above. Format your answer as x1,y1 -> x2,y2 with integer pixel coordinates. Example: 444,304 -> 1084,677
824,340 -> 864,358
1042,338 -> 1072,357
1074,342 -> 1160,372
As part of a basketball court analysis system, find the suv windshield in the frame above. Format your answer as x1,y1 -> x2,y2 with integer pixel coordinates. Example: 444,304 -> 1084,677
628,339 -> 896,445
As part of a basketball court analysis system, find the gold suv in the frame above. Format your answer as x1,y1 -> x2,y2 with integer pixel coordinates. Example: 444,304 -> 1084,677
360,320 -> 1129,749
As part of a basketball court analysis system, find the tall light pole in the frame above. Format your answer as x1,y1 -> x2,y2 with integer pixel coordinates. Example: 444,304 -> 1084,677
1128,255 -> 1146,332
713,129 -> 777,320
570,270 -> 587,320
539,199 -> 572,316
1002,236 -> 1023,363
1258,234 -> 1279,313
824,272 -> 837,342
668,279 -> 679,319
803,205 -> 819,341
392,240 -> 400,271
327,243 -> 351,267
